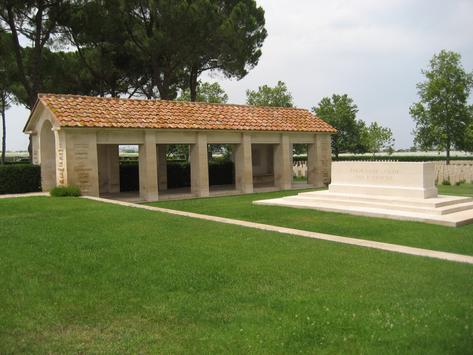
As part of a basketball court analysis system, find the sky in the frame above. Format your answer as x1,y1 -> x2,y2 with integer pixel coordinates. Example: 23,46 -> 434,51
5,0 -> 473,151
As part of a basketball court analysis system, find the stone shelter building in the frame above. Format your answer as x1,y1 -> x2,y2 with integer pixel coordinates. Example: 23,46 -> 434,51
24,94 -> 335,201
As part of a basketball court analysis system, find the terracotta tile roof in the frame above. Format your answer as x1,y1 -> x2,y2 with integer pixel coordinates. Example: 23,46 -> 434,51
34,94 -> 336,133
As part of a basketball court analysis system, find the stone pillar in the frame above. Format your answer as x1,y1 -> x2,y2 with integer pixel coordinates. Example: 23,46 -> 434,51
190,132 -> 209,197
31,133 -> 39,165
39,120 -> 57,191
64,130 -> 100,196
234,133 -> 253,193
273,134 -> 292,190
139,131 -> 159,201
308,133 -> 332,187
157,144 -> 168,191
97,144 -> 120,194
54,129 -> 68,187
319,133 -> 332,185
307,142 -> 318,186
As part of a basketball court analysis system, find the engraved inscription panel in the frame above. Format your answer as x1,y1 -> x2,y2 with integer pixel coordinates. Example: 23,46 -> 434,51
73,143 -> 92,192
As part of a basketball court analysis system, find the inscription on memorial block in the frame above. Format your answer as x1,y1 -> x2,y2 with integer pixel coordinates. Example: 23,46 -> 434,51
329,161 -> 438,198
57,148 -> 65,185
73,143 -> 92,192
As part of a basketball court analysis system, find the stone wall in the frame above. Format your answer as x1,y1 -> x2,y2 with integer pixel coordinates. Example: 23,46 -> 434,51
293,160 -> 473,185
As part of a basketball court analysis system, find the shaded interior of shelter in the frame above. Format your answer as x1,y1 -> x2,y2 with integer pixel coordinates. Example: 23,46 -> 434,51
97,143 -> 315,203
292,144 -> 309,184
251,144 -> 276,188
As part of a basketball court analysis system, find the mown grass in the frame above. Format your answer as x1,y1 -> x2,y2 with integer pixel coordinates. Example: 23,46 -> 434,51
439,183 -> 473,197
149,184 -> 473,256
0,197 -> 472,353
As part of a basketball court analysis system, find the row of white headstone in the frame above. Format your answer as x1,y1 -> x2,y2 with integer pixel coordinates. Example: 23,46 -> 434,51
292,160 -> 473,184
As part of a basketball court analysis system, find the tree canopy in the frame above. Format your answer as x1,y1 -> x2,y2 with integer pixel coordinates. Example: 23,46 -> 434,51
246,81 -> 293,107
312,94 -> 362,157
361,122 -> 395,156
410,50 -> 473,163
0,0 -> 267,156
178,81 -> 228,103
119,0 -> 266,100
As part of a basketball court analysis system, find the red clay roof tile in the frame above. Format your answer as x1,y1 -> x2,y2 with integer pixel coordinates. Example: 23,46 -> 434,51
36,94 -> 336,133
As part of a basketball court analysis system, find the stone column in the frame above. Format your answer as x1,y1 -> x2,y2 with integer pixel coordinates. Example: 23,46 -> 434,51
64,130 -> 100,196
31,133 -> 39,165
319,133 -> 332,185
308,133 -> 332,187
234,133 -> 253,193
139,131 -> 159,201
157,144 -> 168,191
273,134 -> 292,190
190,132 -> 209,197
307,142 -> 318,186
54,129 -> 68,187
97,144 -> 120,194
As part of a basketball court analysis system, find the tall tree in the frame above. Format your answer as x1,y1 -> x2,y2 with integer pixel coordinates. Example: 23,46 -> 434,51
0,29 -> 19,163
312,94 -> 363,158
178,81 -> 228,103
121,0 -> 266,101
60,0 -> 136,97
0,0 -> 66,108
0,79 -> 13,164
246,81 -> 293,107
120,0 -> 189,100
362,122 -> 395,156
410,50 -> 473,164
183,0 -> 266,101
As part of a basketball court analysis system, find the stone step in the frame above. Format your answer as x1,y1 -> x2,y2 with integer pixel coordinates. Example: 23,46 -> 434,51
298,191 -> 473,208
283,195 -> 473,216
439,201 -> 473,215
253,197 -> 473,227
283,196 -> 439,215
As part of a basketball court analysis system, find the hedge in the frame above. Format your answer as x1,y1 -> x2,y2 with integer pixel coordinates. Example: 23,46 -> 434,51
119,160 -> 234,191
0,164 -> 41,194
50,185 -> 81,197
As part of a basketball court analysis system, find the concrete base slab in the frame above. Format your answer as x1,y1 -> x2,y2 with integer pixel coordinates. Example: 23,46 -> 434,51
254,190 -> 473,227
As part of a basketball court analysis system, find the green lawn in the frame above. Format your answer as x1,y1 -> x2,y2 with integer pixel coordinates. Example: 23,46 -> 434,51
0,196 -> 472,353
439,183 -> 473,197
149,184 -> 473,256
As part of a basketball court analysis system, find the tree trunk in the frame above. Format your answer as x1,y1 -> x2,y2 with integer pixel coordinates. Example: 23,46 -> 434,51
189,65 -> 198,102
446,137 -> 451,165
1,92 -> 5,164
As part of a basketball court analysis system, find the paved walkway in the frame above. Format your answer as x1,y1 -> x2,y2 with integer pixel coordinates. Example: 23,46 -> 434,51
0,192 -> 48,199
83,196 -> 473,265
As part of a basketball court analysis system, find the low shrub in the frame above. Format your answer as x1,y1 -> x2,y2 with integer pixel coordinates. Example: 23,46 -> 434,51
0,164 -> 41,194
442,179 -> 451,186
455,179 -> 466,186
50,186 -> 81,197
